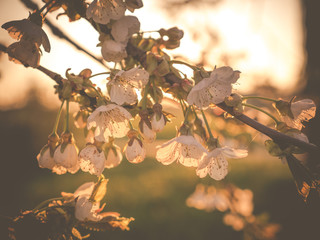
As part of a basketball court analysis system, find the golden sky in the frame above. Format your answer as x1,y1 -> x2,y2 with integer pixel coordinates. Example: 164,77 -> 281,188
0,0 -> 305,109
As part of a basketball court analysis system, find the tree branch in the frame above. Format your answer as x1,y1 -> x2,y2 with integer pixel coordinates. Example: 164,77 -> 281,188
126,41 -> 320,154
217,102 -> 320,153
0,43 -> 63,84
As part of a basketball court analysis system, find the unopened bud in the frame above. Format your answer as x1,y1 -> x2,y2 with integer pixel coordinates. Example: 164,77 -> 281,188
225,93 -> 242,107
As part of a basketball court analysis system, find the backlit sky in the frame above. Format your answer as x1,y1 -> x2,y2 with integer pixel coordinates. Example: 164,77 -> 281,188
0,0 -> 305,109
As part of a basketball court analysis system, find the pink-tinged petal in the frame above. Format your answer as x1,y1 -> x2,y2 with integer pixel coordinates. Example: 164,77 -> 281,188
207,154 -> 228,180
80,145 -> 106,176
220,146 -> 248,158
74,182 -> 95,198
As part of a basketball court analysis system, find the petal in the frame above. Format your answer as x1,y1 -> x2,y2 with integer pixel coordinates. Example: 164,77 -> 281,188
207,154 -> 228,180
220,146 -> 248,158
156,139 -> 179,165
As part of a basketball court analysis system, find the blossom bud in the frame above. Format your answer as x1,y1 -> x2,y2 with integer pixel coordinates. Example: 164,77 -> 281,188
104,144 -> 123,169
224,93 -> 242,107
156,60 -> 171,76
159,27 -> 184,41
139,109 -> 156,143
146,53 -> 159,74
79,143 -> 106,176
53,132 -> 79,174
233,103 -> 244,115
151,103 -> 166,132
124,130 -> 146,163
37,133 -> 59,170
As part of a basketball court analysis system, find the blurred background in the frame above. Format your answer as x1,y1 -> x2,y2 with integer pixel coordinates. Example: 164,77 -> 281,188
0,0 -> 319,239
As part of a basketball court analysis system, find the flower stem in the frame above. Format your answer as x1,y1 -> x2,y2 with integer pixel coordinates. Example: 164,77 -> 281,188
64,99 -> 70,132
141,82 -> 150,109
242,96 -> 278,102
38,0 -> 54,14
179,99 -> 186,115
33,197 -> 64,212
51,100 -> 65,135
201,110 -> 214,139
242,103 -> 279,125
152,77 -> 158,103
170,60 -> 198,71
129,120 -> 134,130
88,72 -> 110,79
183,106 -> 191,124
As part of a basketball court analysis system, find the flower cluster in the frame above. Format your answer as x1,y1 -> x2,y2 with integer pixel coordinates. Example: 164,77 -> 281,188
186,184 -> 280,239
86,0 -> 142,62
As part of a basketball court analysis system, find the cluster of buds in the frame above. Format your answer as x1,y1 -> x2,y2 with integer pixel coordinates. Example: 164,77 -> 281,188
86,0 -> 143,62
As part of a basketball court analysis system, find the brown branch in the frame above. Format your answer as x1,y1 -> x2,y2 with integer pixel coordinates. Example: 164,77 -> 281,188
126,41 -> 320,154
217,103 -> 320,153
0,43 -> 63,84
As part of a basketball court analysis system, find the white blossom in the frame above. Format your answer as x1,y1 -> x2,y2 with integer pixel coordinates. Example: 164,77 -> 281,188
75,197 -> 102,221
37,146 -> 55,170
187,66 -> 240,109
101,39 -> 127,62
111,16 -> 140,43
284,99 -> 316,130
156,135 -> 207,167
87,104 -> 132,141
73,182 -> 95,199
104,144 -> 123,168
197,146 -> 248,180
151,114 -> 166,132
124,137 -> 146,163
53,142 -> 80,174
140,121 -> 156,143
79,144 -> 106,176
86,0 -> 126,24
108,68 -> 149,105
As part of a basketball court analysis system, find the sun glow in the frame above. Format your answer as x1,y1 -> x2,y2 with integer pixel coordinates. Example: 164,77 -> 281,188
0,0 -> 305,108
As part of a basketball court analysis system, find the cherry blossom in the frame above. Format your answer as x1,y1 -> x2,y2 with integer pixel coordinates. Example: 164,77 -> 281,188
75,197 -> 103,221
187,66 -> 240,109
86,0 -> 126,24
111,16 -> 140,44
108,68 -> 149,105
124,130 -> 146,163
156,135 -> 207,167
104,144 -> 123,168
87,104 -> 132,141
284,99 -> 316,130
196,146 -> 248,180
79,144 -> 106,176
